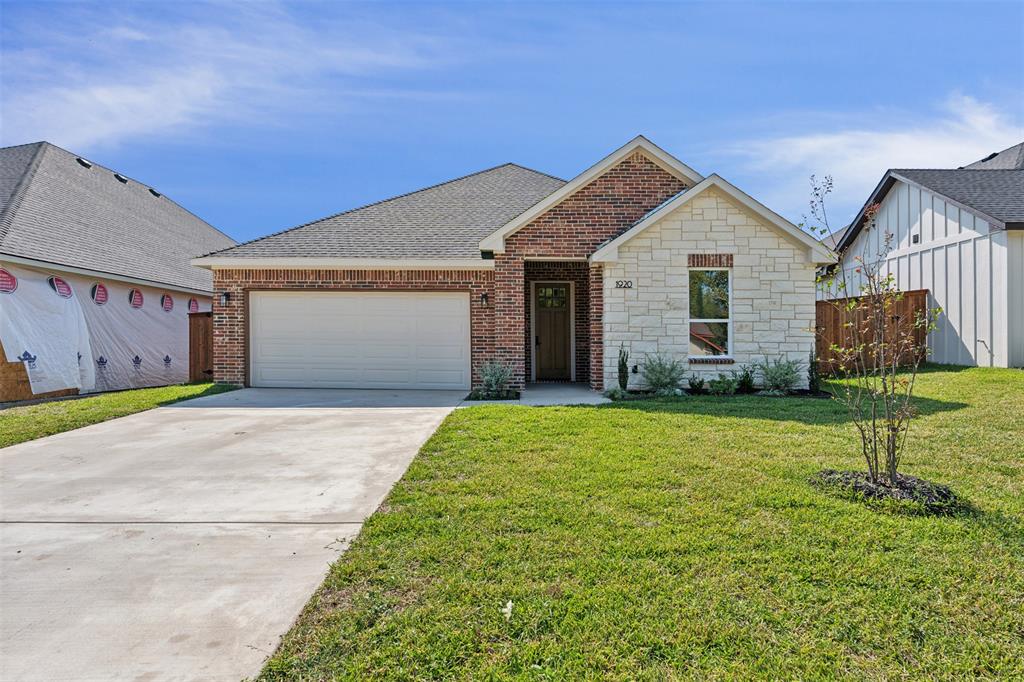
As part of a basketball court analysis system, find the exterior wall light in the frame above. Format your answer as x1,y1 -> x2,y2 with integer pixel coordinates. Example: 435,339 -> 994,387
219,292 -> 231,306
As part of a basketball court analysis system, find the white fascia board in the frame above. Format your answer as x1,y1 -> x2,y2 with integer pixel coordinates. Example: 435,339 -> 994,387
190,257 -> 495,271
479,135 -> 704,253
590,175 -> 836,265
1,253 -> 213,296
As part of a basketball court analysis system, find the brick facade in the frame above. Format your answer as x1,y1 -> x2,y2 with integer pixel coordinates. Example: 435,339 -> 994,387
211,268 -> 494,386
494,151 -> 688,389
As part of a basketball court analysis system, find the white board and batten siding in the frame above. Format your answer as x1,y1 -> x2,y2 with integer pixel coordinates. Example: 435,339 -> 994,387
821,179 -> 1023,367
249,290 -> 471,389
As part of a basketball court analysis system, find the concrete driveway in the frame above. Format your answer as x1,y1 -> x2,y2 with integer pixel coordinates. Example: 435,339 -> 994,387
0,388 -> 463,682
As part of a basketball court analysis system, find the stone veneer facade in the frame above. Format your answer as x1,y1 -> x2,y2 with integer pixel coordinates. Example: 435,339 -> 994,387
601,187 -> 818,389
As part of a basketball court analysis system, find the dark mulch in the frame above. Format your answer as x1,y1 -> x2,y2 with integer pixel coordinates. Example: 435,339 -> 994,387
811,468 -> 970,515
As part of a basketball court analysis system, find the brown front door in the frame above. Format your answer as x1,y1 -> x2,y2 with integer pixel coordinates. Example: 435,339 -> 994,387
534,283 -> 571,380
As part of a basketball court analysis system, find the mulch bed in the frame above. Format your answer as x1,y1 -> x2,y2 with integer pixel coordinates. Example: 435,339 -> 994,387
811,468 -> 968,515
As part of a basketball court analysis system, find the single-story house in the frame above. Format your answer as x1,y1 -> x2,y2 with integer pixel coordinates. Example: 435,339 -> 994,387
0,141 -> 236,400
821,141 -> 1024,368
193,136 -> 834,392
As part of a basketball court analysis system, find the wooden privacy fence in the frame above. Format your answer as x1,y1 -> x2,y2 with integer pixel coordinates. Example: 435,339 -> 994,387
816,289 -> 929,373
188,311 -> 213,383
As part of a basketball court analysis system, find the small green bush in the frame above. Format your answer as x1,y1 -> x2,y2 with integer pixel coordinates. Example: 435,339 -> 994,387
642,353 -> 686,392
756,356 -> 803,395
687,375 -> 706,393
735,366 -> 756,394
708,373 -> 739,395
617,344 -> 630,391
603,387 -> 630,401
807,350 -> 821,394
468,361 -> 517,399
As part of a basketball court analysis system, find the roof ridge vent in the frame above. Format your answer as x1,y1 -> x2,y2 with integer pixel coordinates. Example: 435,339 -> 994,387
148,188 -> 162,198
76,157 -> 93,168
113,173 -> 128,184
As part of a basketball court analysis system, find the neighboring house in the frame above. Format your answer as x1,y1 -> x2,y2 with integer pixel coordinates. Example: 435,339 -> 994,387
0,142 -> 236,400
194,136 -> 833,392
821,141 -> 1024,368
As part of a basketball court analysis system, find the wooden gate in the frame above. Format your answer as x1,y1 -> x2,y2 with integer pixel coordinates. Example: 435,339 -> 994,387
816,289 -> 929,372
188,311 -> 213,383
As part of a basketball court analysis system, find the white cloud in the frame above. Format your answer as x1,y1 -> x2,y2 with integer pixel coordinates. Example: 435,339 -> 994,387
727,94 -> 1024,229
0,3 -> 459,149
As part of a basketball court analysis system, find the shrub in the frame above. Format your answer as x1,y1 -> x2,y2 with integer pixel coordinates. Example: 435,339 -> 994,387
641,353 -> 686,392
617,344 -> 630,391
735,366 -> 756,394
687,375 -> 706,393
807,349 -> 821,394
756,356 -> 802,395
708,373 -> 739,395
603,387 -> 630,401
654,387 -> 686,398
469,361 -> 516,399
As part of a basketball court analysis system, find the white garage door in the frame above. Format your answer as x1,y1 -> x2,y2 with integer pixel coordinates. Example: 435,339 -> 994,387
249,291 -> 471,389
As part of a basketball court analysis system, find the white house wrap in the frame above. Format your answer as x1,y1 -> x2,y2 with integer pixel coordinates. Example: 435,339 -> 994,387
0,264 -> 210,394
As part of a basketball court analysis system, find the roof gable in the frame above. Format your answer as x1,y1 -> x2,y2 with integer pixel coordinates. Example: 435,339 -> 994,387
837,168 -> 1024,252
479,136 -> 703,253
591,174 -> 835,265
0,142 -> 235,292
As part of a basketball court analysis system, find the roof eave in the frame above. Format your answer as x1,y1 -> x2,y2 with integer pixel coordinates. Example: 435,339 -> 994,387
191,256 -> 495,270
1,252 -> 213,296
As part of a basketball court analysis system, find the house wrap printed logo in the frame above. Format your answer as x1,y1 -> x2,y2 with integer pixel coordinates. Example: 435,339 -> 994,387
128,288 -> 144,308
47,276 -> 72,298
91,282 -> 108,304
0,268 -> 17,293
188,297 -> 199,313
161,294 -> 174,312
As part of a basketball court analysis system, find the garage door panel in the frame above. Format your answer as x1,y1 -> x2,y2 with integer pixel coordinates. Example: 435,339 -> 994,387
249,291 -> 470,389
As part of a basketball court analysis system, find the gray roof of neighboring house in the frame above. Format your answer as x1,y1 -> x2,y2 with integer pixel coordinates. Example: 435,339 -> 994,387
891,169 -> 1024,225
821,224 -> 850,251
962,142 -> 1024,170
0,142 -> 235,292
836,166 -> 1024,253
204,163 -> 566,260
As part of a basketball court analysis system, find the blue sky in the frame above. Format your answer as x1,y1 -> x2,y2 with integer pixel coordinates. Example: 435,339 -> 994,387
3,1 -> 1022,243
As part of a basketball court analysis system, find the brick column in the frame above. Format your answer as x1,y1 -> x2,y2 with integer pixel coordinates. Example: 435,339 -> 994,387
212,269 -> 246,386
494,254 -> 526,389
589,263 -> 604,391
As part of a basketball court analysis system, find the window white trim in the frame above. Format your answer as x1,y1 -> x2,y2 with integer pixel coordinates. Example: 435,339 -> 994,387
687,267 -> 733,360
529,280 -> 576,382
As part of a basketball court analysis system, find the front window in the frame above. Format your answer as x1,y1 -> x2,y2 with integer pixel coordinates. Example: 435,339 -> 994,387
689,270 -> 731,357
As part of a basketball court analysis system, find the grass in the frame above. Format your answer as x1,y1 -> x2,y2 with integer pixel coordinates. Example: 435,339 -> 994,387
0,382 -> 235,448
262,366 -> 1023,680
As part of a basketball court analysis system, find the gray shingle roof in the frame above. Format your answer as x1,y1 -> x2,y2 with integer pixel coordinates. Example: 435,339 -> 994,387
0,142 -> 235,292
821,224 -> 850,251
962,142 -> 1024,170
205,163 -> 566,260
892,169 -> 1024,225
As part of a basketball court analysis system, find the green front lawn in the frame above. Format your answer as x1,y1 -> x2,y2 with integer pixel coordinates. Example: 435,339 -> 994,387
0,382 -> 235,448
265,367 -> 1023,680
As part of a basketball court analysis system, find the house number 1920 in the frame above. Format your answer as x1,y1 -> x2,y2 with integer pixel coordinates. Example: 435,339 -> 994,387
615,280 -> 633,289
